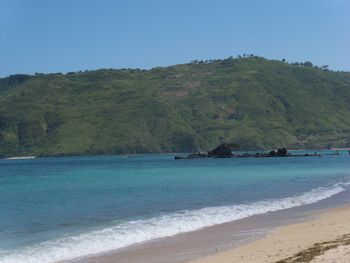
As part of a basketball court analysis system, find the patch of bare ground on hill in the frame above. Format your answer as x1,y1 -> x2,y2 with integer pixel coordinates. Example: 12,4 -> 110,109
161,80 -> 202,98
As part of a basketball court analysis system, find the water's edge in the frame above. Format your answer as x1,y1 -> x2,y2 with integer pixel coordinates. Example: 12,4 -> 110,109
75,188 -> 350,263
2,182 -> 344,263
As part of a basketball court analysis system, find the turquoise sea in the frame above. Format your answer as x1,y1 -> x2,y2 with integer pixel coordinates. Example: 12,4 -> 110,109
1,151 -> 350,263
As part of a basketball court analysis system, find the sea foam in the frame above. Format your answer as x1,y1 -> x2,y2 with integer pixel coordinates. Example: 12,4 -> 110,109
0,183 -> 345,263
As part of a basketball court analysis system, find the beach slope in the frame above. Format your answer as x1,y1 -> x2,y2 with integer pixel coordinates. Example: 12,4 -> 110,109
190,205 -> 350,263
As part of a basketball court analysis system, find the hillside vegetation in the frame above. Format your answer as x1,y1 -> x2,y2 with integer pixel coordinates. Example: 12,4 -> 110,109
1,56 -> 350,157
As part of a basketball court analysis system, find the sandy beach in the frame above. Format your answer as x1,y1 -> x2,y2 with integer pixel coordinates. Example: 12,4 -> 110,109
191,205 -> 350,263
75,191 -> 350,263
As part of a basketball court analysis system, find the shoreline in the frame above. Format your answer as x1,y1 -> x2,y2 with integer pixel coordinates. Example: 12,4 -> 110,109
191,204 -> 350,263
4,156 -> 36,160
72,189 -> 350,263
2,148 -> 349,160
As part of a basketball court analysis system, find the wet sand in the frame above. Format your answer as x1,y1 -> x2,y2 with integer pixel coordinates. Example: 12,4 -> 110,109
191,205 -> 350,263
70,191 -> 350,263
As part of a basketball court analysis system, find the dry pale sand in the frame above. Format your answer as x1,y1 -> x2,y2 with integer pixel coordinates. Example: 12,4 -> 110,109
190,205 -> 350,263
311,245 -> 350,263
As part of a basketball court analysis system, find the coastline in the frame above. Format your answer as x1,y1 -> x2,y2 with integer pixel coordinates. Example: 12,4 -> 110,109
4,156 -> 36,160
191,204 -> 350,263
2,148 -> 348,160
72,189 -> 350,263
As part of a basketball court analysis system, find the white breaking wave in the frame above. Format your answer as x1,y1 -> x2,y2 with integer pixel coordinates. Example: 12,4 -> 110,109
0,183 -> 346,263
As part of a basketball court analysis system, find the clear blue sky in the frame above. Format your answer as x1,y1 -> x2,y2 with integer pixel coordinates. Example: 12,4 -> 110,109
1,0 -> 349,77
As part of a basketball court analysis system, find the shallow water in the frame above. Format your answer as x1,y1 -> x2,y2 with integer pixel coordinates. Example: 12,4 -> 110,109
0,151 -> 350,263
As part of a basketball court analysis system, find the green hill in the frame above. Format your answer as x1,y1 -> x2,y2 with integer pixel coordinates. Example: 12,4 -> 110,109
1,56 -> 350,157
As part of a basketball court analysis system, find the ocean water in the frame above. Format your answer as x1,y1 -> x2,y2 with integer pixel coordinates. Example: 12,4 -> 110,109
1,151 -> 350,263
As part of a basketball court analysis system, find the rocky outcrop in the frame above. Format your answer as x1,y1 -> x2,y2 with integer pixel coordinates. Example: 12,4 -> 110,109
208,143 -> 234,158
174,145 -> 322,159
267,148 -> 289,157
175,143 -> 235,159
174,143 -> 235,159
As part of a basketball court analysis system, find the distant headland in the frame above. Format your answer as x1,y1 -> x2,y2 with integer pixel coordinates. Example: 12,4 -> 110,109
1,56 -> 350,158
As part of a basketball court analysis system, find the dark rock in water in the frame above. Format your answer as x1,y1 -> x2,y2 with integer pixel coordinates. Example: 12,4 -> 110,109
187,152 -> 209,159
267,150 -> 277,157
174,143 -> 235,159
174,152 -> 209,159
174,156 -> 186,160
175,144 -> 323,160
277,148 -> 288,156
267,148 -> 288,157
208,143 -> 233,158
